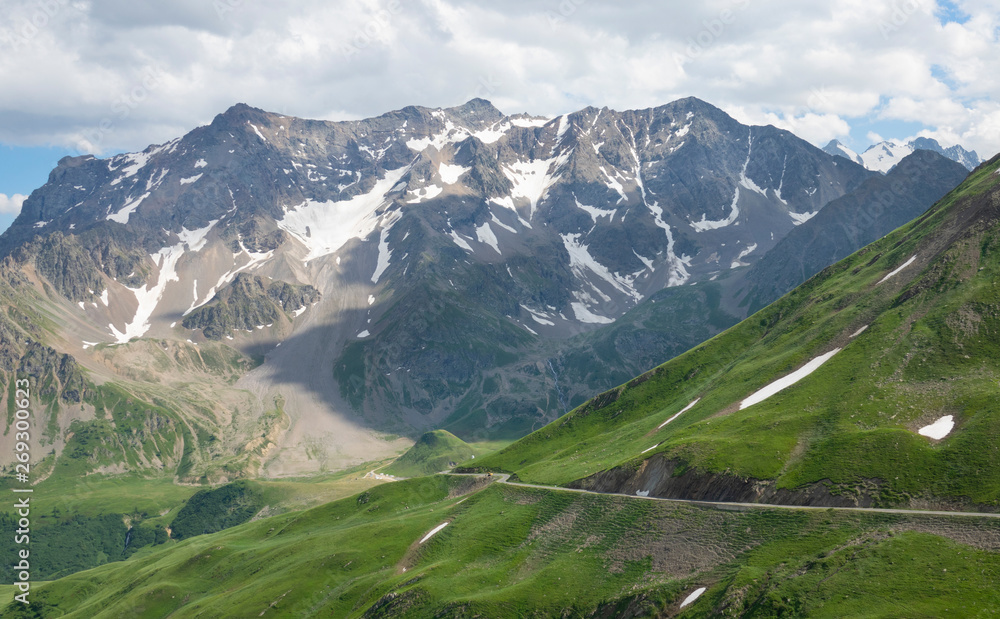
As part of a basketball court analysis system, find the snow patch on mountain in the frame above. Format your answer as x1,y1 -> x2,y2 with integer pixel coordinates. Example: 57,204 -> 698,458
107,143 -> 172,185
570,302 -> 614,324
789,210 -> 818,225
185,243 -> 276,316
406,117 -> 486,152
472,121 -> 510,144
691,188 -> 741,232
918,415 -> 954,440
574,197 -> 616,223
658,398 -> 700,430
738,133 -> 766,196
489,211 -> 518,233
510,117 -> 550,128
561,233 -> 641,302
731,243 -> 758,268
521,304 -> 555,326
107,192 -> 151,224
439,163 -> 470,185
645,201 -> 691,286
278,166 -> 409,261
419,522 -> 449,544
406,132 -> 448,151
180,174 -> 203,185
407,185 -> 443,203
877,255 -> 917,284
110,221 -> 218,344
633,250 -> 655,272
680,588 -> 706,609
371,214 -> 400,284
489,197 -> 533,228
740,348 -> 841,410
600,166 -> 628,203
503,153 -> 569,218
475,222 -> 501,255
146,168 -> 169,192
248,121 -> 267,142
449,230 -> 474,252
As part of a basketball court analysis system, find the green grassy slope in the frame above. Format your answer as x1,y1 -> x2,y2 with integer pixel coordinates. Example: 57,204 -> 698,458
383,430 -> 478,477
471,156 -> 1000,509
0,460 -> 397,587
6,477 -> 1000,617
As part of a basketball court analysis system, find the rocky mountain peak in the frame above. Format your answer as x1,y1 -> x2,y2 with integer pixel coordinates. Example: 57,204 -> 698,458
444,98 -> 506,127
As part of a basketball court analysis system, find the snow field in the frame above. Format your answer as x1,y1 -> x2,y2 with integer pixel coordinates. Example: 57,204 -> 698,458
278,167 -> 408,261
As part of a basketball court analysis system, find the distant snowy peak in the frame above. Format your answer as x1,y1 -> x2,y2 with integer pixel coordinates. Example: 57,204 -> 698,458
860,140 -> 914,174
824,137 -> 981,174
909,137 -> 982,171
822,140 -> 862,166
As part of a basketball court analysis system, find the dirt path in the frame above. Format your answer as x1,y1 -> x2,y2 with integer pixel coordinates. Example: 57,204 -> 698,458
448,473 -> 1000,520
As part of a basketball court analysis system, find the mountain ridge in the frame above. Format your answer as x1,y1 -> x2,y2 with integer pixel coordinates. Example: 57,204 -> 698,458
824,136 -> 982,173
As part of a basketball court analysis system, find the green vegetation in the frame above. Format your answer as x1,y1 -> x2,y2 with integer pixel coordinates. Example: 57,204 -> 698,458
721,530 -> 1000,617
383,430 -> 478,477
0,461 -> 398,586
5,477 -> 1000,617
170,481 -> 265,539
0,512 -> 167,582
472,157 -> 1000,509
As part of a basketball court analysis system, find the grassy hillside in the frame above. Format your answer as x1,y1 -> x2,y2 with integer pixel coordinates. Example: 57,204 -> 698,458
471,156 -> 1000,510
383,430 -> 478,477
6,476 -> 1000,617
0,460 -> 397,586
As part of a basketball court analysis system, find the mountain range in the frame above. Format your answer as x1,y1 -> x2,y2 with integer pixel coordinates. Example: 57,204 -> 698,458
0,97 -> 975,487
824,136 -> 982,173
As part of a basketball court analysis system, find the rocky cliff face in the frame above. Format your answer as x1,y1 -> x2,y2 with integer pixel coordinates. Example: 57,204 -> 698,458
182,273 -> 319,340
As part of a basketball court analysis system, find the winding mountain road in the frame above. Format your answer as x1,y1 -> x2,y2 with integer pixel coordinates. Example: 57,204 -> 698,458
450,473 -> 1000,520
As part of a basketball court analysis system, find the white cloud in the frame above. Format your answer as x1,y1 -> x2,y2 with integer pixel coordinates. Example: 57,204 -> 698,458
0,0 -> 996,159
0,194 -> 27,215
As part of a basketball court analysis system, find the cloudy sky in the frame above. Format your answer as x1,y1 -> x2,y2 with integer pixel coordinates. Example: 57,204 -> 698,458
1,0 -> 998,231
